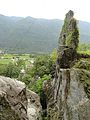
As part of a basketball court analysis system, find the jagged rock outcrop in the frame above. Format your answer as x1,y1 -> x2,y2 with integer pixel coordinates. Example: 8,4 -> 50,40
58,10 -> 79,50
0,76 -> 42,120
46,69 -> 90,120
57,10 -> 79,68
45,10 -> 90,120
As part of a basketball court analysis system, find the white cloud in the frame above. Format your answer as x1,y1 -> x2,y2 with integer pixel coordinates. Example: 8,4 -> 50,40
0,0 -> 90,22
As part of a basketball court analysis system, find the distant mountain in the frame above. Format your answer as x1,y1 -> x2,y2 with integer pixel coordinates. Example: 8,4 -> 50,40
0,14 -> 90,53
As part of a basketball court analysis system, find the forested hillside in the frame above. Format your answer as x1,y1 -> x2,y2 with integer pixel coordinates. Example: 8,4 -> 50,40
0,14 -> 90,53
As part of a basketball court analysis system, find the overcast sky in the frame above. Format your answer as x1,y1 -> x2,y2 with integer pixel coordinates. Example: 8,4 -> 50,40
0,0 -> 90,22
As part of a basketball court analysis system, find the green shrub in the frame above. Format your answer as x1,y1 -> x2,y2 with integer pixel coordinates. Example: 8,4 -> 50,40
5,62 -> 20,78
0,64 -> 6,76
30,55 -> 54,78
74,59 -> 90,71
29,74 -> 51,95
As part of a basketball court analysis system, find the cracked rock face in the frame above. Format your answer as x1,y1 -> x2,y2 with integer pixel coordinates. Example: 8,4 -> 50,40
46,10 -> 90,120
0,76 -> 42,120
47,69 -> 90,120
57,10 -> 79,68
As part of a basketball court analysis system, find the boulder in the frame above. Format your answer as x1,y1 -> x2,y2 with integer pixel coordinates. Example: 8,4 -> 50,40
0,76 -> 42,120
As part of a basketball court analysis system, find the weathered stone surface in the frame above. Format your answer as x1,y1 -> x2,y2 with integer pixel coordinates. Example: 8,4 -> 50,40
57,10 -> 79,68
47,69 -> 90,120
46,10 -> 90,120
58,10 -> 79,50
0,76 -> 42,120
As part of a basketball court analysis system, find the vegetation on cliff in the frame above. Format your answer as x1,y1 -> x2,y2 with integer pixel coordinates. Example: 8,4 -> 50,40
73,58 -> 90,98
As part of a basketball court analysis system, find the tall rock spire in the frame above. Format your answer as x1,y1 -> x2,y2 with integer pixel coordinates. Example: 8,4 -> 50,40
46,11 -> 90,120
57,10 -> 79,68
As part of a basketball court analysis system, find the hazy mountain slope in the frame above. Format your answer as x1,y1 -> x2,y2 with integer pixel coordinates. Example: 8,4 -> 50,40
79,21 -> 90,43
0,14 -> 90,53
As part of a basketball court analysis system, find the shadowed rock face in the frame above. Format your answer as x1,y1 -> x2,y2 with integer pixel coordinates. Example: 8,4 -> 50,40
0,76 -> 42,120
45,10 -> 90,120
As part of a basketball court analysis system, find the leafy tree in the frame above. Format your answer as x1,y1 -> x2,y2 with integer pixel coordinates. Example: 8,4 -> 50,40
5,62 -> 20,78
17,54 -> 55,96
30,55 -> 54,78
0,64 -> 6,76
16,59 -> 26,69
19,74 -> 33,85
29,74 -> 51,95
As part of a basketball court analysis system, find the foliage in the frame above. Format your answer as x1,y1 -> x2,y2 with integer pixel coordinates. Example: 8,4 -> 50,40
19,54 -> 55,96
0,53 -> 55,96
0,64 -> 6,76
30,55 -> 55,78
29,74 -> 51,95
5,62 -> 20,78
19,74 -> 32,85
0,62 -> 20,78
66,28 -> 79,49
74,58 -> 90,71
78,44 -> 90,51
77,69 -> 90,98
73,58 -> 90,98
0,54 -> 27,78
50,49 -> 57,62
65,19 -> 79,50
78,43 -> 90,55
16,59 -> 26,69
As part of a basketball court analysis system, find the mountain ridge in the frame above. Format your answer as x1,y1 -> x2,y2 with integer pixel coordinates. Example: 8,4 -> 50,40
0,14 -> 90,53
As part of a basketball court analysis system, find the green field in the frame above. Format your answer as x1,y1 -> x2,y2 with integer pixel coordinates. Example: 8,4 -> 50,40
0,54 -> 32,65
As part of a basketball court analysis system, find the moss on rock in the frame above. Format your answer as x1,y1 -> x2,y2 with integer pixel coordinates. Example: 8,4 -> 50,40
73,58 -> 90,98
73,58 -> 90,71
